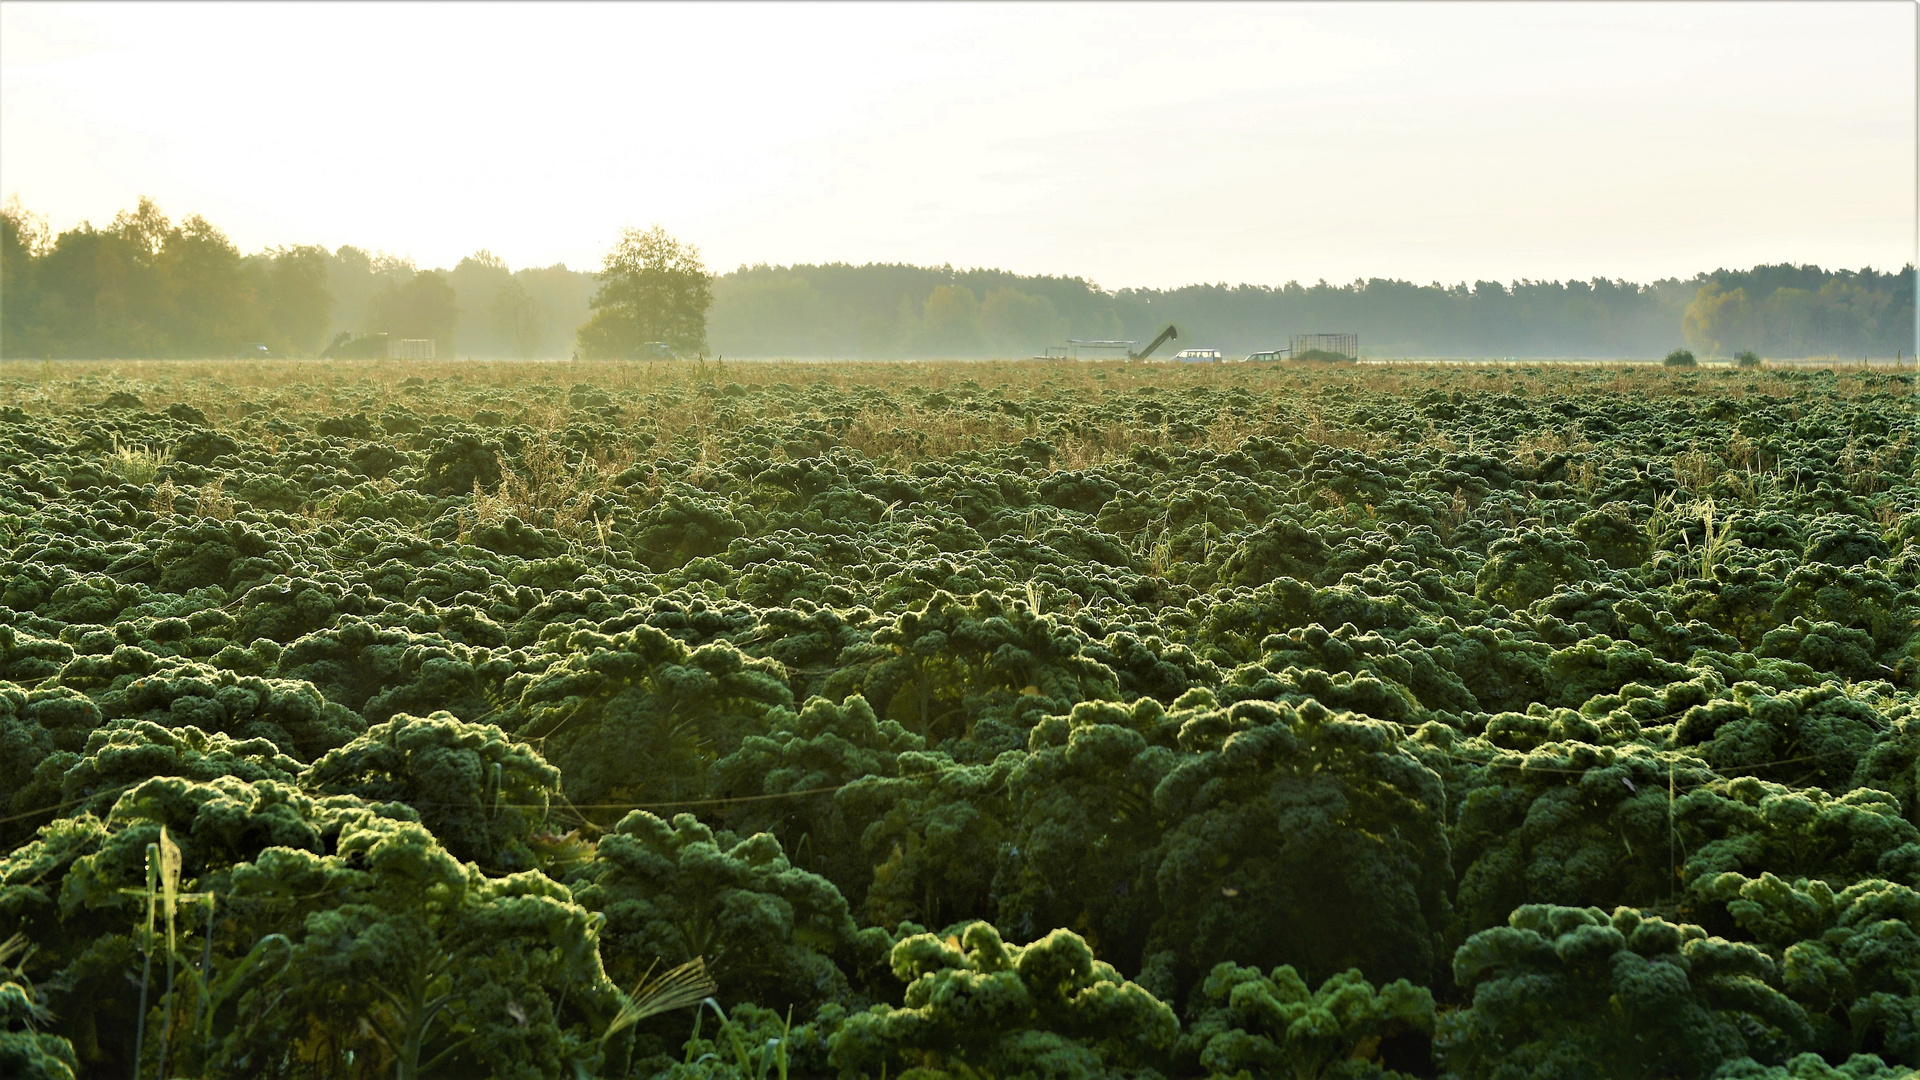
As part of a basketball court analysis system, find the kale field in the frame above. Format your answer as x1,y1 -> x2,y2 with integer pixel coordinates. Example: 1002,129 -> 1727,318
1,358 -> 1916,1080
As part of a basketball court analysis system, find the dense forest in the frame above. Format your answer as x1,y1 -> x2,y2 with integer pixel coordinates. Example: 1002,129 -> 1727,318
2,197 -> 1914,360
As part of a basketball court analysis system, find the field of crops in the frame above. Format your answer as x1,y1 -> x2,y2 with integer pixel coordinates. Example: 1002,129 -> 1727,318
1,358 -> 1916,1080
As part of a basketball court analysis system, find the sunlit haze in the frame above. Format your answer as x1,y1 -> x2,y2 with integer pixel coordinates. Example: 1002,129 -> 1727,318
2,0 -> 1914,287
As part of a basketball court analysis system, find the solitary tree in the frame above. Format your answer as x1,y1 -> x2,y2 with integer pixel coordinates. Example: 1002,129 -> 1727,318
576,225 -> 712,359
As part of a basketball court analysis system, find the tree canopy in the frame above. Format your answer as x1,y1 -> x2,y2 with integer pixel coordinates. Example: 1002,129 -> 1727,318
575,225 -> 713,359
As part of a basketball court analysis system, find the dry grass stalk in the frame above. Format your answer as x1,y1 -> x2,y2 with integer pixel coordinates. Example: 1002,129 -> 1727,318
106,436 -> 170,485
463,431 -> 634,539
193,479 -> 235,520
602,957 -> 717,1043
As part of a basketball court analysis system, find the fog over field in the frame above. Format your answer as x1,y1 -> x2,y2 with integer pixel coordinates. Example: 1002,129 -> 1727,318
2,6 -> 1919,1080
4,3 -> 1913,362
3,203 -> 1913,362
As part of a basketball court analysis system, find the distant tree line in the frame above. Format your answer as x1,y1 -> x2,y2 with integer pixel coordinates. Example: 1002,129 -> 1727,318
1681,263 -> 1915,361
0,196 -> 330,359
2,196 -> 1912,359
711,261 -> 1915,359
0,198 -> 594,359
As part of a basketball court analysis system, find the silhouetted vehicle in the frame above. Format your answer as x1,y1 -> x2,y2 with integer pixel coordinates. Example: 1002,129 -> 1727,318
321,333 -> 390,360
237,342 -> 271,359
1040,324 -> 1177,361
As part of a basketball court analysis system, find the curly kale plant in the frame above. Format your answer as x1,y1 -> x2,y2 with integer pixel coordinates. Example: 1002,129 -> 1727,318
1179,961 -> 1435,1080
1439,905 -> 1812,1080
512,625 -> 791,807
1703,872 -> 1920,1064
999,699 -> 1177,974
302,711 -> 561,871
824,921 -> 1178,1080
1145,694 -> 1453,995
565,810 -> 890,1014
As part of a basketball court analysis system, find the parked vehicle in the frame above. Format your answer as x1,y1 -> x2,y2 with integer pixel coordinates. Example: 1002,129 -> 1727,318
1170,348 -> 1223,363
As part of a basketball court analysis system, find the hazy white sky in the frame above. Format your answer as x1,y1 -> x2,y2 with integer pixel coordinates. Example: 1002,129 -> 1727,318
2,1 -> 1913,288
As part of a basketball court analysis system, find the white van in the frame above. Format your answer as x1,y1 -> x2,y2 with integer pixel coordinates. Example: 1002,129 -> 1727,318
1170,348 -> 1223,363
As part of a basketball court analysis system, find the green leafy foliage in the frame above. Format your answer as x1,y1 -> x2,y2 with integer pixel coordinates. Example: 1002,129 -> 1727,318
823,921 -> 1178,1080
566,810 -> 889,1013
218,814 -> 618,1079
1440,905 -> 1812,1079
1179,961 -> 1436,1080
1703,873 -> 1920,1063
830,590 -> 1120,751
1474,529 -> 1599,610
303,711 -> 560,871
0,932 -> 78,1080
1145,693 -> 1453,994
998,699 -> 1175,975
511,625 -> 792,808
713,693 -> 925,909
1446,740 -> 1691,933
0,360 -> 1915,1079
